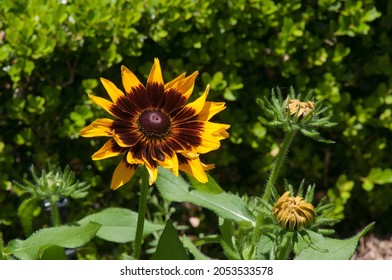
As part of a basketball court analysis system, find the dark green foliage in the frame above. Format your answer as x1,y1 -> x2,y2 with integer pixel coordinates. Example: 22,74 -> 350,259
151,220 -> 189,260
4,222 -> 101,260
1,0 -> 391,258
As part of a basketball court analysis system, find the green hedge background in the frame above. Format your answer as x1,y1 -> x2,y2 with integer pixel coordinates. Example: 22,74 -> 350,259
1,0 -> 392,258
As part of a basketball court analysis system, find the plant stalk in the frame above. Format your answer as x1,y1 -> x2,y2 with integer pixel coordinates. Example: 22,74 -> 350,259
251,129 -> 297,251
50,200 -> 61,227
133,165 -> 149,259
262,129 -> 297,202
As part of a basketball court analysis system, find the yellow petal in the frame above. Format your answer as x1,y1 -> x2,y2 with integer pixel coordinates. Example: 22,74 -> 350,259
180,149 -> 199,160
196,122 -> 230,154
196,133 -> 221,154
100,77 -> 125,103
168,71 -> 198,99
184,84 -> 209,116
112,130 -> 140,148
206,122 -> 230,139
164,73 -> 186,90
158,153 -> 179,176
111,159 -> 137,190
179,158 -> 208,183
201,162 -> 215,170
140,147 -> 159,185
126,150 -> 144,165
88,94 -> 116,117
121,65 -> 143,94
147,58 -> 164,87
145,165 -> 158,185
92,139 -> 123,160
79,118 -> 114,137
198,101 -> 226,121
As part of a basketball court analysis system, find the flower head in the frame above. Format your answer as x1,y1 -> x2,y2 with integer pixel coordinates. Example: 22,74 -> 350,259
287,99 -> 314,118
257,87 -> 336,143
80,58 -> 229,189
273,191 -> 316,231
14,165 -> 90,201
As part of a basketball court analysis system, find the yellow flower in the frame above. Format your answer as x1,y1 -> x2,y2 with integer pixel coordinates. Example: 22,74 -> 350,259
273,191 -> 316,231
80,58 -> 230,190
287,99 -> 314,117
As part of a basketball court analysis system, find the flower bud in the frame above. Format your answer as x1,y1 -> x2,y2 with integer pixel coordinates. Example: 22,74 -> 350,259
287,99 -> 314,117
273,191 -> 316,231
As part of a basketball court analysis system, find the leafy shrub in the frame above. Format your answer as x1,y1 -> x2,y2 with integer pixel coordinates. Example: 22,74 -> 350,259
1,0 -> 391,258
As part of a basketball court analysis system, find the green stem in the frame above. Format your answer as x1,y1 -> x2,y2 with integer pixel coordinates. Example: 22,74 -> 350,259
133,165 -> 149,260
262,129 -> 297,202
50,200 -> 61,227
251,129 -> 297,251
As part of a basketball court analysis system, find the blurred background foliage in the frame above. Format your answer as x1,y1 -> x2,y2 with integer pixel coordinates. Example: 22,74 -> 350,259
1,0 -> 392,258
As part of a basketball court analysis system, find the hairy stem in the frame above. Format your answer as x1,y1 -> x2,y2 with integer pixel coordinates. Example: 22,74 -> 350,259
50,200 -> 61,227
263,129 -> 297,202
251,129 -> 297,248
133,166 -> 149,259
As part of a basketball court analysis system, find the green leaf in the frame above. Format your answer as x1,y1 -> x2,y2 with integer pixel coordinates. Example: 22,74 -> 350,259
17,197 -> 39,236
156,168 -> 255,225
26,94 -> 45,114
40,246 -> 67,260
151,220 -> 189,260
180,236 -> 212,260
219,219 -> 242,260
6,222 -> 101,260
361,168 -> 392,191
362,7 -> 381,22
0,232 -> 4,260
362,181 -> 374,192
210,71 -> 226,90
186,173 -> 223,194
255,234 -> 275,260
295,223 -> 374,260
77,207 -> 163,243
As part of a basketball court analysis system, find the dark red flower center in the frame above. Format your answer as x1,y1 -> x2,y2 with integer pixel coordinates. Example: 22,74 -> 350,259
138,110 -> 171,138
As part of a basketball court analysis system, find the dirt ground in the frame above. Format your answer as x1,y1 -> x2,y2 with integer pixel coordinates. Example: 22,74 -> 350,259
352,234 -> 392,260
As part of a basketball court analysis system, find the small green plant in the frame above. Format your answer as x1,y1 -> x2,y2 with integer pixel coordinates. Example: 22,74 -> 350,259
14,164 -> 90,230
1,67 -> 373,260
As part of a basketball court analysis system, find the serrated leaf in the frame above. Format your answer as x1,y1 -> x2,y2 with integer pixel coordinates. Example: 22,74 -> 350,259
156,168 -> 255,225
300,128 -> 334,143
219,219 -> 241,260
151,220 -> 189,260
295,222 -> 374,260
77,207 -> 163,243
6,222 -> 101,260
255,234 -> 275,260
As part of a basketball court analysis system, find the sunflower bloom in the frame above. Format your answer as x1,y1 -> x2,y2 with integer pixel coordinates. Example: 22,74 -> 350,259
273,191 -> 316,231
80,58 -> 230,190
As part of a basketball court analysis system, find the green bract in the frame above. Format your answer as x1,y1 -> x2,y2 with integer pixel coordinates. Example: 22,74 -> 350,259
14,165 -> 90,201
257,87 -> 337,143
